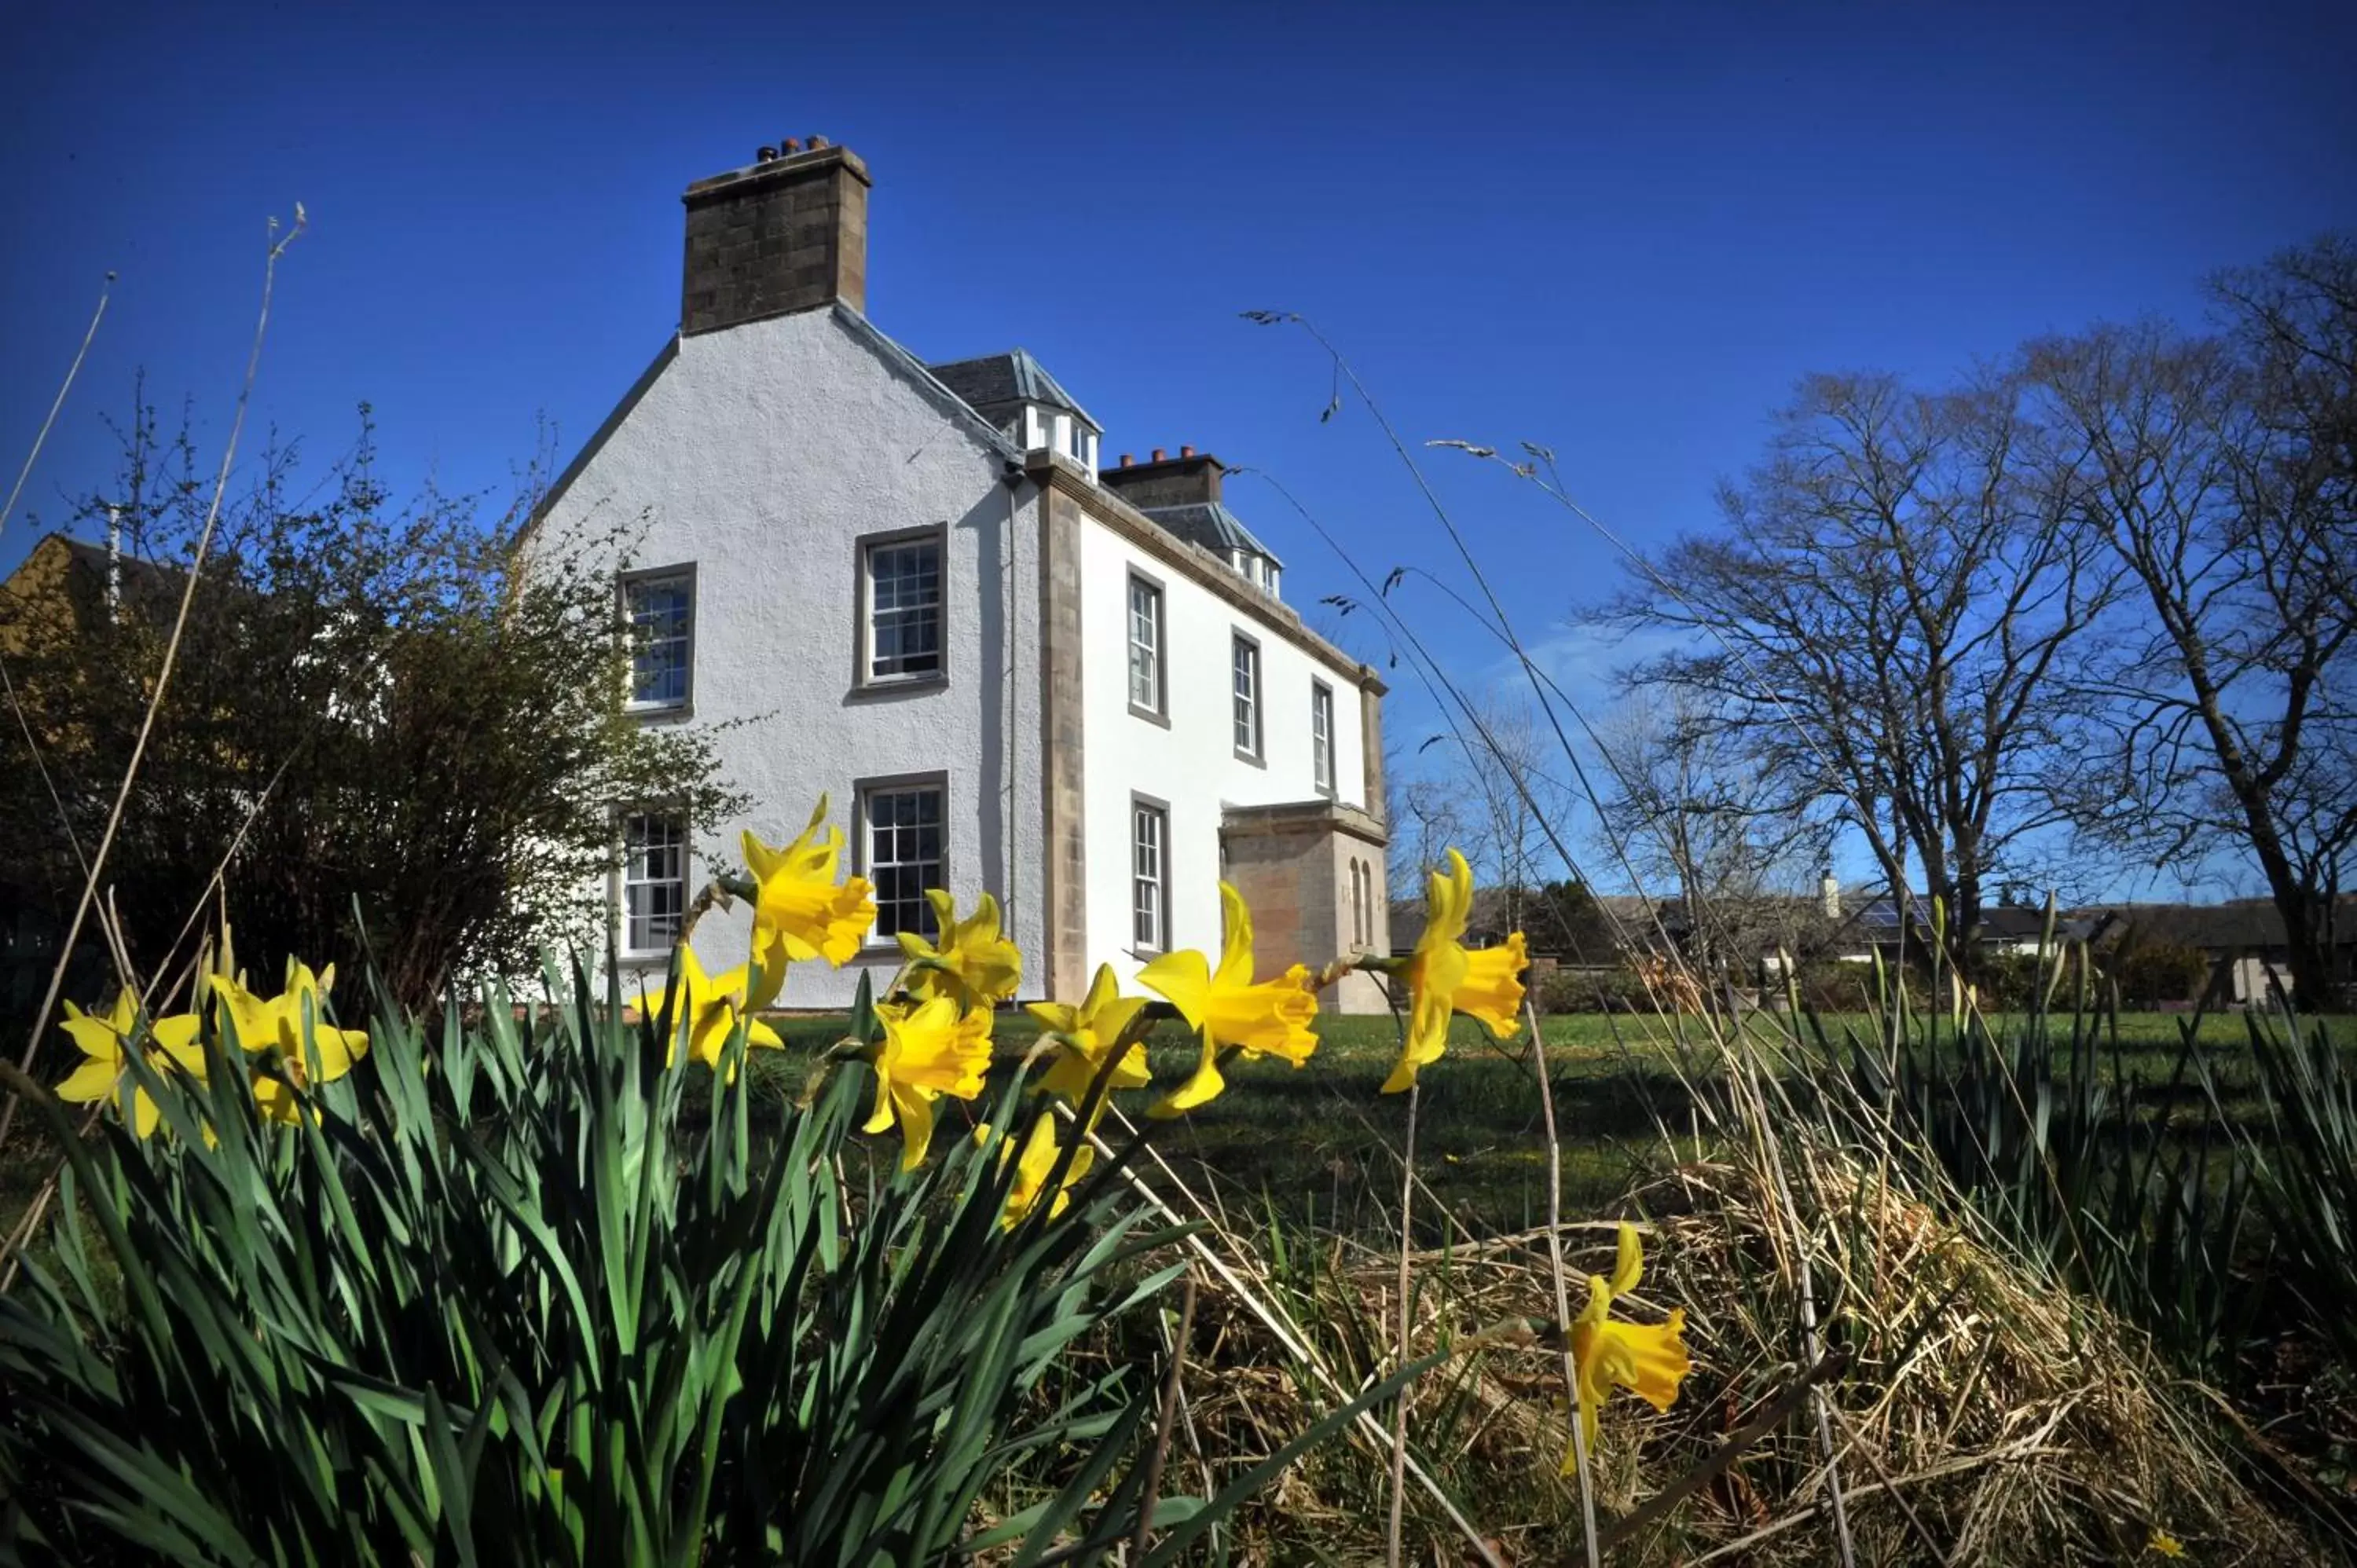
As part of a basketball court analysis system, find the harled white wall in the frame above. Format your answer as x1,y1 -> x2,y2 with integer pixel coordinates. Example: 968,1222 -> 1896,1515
528,308 -> 1047,1006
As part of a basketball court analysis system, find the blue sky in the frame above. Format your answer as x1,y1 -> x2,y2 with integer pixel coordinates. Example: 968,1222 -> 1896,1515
5,0 -> 2352,896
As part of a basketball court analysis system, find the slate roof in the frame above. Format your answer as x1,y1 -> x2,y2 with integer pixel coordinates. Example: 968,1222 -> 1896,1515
1135,502 -> 1284,568
2086,900 -> 2357,953
926,349 -> 1099,430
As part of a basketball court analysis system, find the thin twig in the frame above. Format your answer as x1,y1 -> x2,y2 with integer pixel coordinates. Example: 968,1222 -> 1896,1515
1598,1345 -> 1853,1552
1,212 -> 301,1160
1131,1271 -> 1199,1556
1759,1090 -> 1860,1568
1525,996 -> 1600,1566
1687,1441 -> 2062,1566
1385,1079 -> 1420,1568
0,273 -> 112,537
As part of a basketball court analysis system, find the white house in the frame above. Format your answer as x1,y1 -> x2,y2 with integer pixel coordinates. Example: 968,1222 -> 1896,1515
526,138 -> 1391,1010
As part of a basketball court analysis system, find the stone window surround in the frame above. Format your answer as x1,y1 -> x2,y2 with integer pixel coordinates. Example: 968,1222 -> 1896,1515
1130,791 -> 1171,956
850,522 -> 950,695
1310,678 -> 1336,797
1127,567 -> 1169,726
1230,628 -> 1264,766
620,561 -> 697,719
852,769 -> 950,954
614,807 -> 691,966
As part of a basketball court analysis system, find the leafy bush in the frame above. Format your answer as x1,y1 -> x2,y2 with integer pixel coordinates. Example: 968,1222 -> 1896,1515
1793,962 -> 1873,1013
0,959 -> 1365,1564
2112,942 -> 2209,1007
1532,964 -> 1644,1013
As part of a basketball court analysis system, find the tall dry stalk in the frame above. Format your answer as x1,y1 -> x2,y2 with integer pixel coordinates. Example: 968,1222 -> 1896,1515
1385,1079 -> 1420,1567
0,211 -> 302,1161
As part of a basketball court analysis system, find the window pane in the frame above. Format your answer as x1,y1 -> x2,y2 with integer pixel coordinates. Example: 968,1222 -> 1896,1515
1132,804 -> 1166,950
1128,581 -> 1160,712
866,784 -> 946,940
624,813 -> 687,953
867,540 -> 943,680
1312,684 -> 1333,789
627,576 -> 691,708
1232,639 -> 1259,755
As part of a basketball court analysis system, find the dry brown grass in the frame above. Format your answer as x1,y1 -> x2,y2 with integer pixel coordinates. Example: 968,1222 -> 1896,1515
1108,1123 -> 2329,1565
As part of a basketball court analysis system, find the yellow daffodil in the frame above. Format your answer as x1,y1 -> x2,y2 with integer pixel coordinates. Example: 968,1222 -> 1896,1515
898,888 -> 1023,1009
1561,1222 -> 1690,1467
210,962 -> 371,1123
635,943 -> 783,1079
1025,962 -> 1150,1109
864,995 -> 993,1170
54,991 -> 207,1139
1139,882 -> 1318,1117
977,1116 -> 1096,1229
743,795 -> 877,1009
1384,848 -> 1527,1094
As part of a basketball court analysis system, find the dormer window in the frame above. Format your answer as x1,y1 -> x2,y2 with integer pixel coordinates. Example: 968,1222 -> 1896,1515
1227,551 -> 1279,597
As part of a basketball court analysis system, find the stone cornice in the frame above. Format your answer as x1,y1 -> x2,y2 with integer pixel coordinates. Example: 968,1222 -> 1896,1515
1025,452 -> 1387,697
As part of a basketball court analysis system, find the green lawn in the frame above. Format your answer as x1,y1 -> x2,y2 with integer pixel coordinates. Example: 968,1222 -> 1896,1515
729,1005 -> 2345,1243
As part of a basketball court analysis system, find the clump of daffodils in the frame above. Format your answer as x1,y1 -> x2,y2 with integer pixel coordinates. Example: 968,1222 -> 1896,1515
56,952 -> 376,1136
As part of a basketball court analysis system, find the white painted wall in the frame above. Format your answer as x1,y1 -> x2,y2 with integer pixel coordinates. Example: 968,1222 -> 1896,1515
1076,518 -> 1369,984
528,308 -> 1047,1006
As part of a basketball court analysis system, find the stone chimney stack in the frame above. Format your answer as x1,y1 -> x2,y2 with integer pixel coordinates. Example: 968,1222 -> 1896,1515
1820,871 -> 1842,921
1098,447 -> 1225,509
680,139 -> 871,335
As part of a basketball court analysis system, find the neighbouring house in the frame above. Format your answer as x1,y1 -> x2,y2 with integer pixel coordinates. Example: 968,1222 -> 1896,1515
2083,900 -> 2357,1006
524,139 -> 1391,1010
1829,895 -> 2091,966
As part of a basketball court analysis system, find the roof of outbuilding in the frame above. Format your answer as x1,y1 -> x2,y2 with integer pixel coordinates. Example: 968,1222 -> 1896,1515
1135,501 -> 1284,569
926,349 -> 1098,430
2088,900 -> 2357,953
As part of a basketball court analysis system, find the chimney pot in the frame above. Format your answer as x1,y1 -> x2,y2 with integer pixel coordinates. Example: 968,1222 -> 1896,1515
808,134 -> 829,148
1179,444 -> 1194,458
1150,447 -> 1167,462
757,145 -> 779,163
782,137 -> 801,153
1118,453 -> 1132,467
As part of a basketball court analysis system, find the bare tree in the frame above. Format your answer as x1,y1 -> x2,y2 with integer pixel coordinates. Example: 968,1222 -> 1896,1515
1592,690 -> 1827,981
1390,696 -> 1571,934
2027,236 -> 2356,1006
1604,371 -> 2114,974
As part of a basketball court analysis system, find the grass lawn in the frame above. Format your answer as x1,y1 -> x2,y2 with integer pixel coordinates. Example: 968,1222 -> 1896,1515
728,1005 -> 2348,1244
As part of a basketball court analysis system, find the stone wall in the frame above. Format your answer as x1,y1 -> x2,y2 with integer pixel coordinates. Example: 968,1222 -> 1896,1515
680,145 -> 871,335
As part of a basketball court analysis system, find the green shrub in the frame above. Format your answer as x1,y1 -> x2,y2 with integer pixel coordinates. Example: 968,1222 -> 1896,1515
1794,962 -> 1873,1013
2112,941 -> 2209,1007
0,962 -> 1405,1564
1533,964 -> 1643,1013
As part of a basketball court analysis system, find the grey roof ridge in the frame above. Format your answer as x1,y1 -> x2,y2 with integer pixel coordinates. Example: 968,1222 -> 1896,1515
1136,500 -> 1285,569
1009,347 -> 1098,430
832,306 -> 1026,463
927,345 -> 1101,431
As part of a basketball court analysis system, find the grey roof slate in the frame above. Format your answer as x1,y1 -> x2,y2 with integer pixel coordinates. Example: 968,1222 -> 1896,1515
926,349 -> 1099,430
1136,502 -> 1284,569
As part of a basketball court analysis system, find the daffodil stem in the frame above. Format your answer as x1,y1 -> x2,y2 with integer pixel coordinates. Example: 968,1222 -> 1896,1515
1526,995 -> 1600,1568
